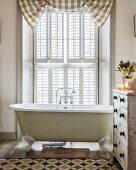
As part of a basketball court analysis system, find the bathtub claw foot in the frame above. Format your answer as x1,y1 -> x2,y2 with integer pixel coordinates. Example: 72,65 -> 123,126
24,135 -> 36,152
98,135 -> 111,150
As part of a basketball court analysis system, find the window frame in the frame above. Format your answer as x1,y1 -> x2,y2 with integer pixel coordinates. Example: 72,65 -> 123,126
33,9 -> 99,104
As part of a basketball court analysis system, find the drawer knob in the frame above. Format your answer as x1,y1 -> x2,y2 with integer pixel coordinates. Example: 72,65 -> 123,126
120,113 -> 125,118
114,108 -> 118,113
120,132 -> 125,136
120,153 -> 124,158
113,95 -> 117,100
120,97 -> 125,103
114,125 -> 117,129
113,143 -> 117,148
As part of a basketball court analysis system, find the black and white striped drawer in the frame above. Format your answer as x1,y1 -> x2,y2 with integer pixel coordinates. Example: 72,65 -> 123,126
114,134 -> 128,169
114,118 -> 128,146
113,92 -> 128,109
113,104 -> 128,126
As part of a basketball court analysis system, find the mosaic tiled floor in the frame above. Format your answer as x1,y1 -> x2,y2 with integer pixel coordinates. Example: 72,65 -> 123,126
0,158 -> 122,170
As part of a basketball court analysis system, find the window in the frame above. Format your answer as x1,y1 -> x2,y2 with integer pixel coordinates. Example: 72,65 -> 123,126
34,8 -> 98,104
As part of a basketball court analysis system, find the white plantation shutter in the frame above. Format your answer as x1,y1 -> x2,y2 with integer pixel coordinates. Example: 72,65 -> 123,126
52,68 -> 64,103
36,12 -> 48,61
36,68 -> 48,103
67,12 -> 81,62
67,65 -> 96,104
50,11 -> 64,62
34,9 -> 98,104
67,11 -> 96,63
83,12 -> 96,61
83,68 -> 96,104
68,68 -> 80,104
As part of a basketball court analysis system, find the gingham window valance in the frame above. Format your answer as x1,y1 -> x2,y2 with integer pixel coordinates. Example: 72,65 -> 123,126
18,0 -> 114,28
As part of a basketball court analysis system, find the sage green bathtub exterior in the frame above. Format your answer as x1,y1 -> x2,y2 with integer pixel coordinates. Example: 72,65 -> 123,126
11,104 -> 113,142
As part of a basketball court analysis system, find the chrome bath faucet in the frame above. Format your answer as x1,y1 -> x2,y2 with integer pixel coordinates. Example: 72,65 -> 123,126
56,88 -> 75,105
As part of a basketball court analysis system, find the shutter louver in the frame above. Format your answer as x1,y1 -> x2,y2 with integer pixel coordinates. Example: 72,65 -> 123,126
68,12 -> 80,61
52,68 -> 64,103
50,11 -> 64,62
68,68 -> 80,104
83,68 -> 96,104
36,68 -> 48,103
36,13 -> 47,60
84,12 -> 95,60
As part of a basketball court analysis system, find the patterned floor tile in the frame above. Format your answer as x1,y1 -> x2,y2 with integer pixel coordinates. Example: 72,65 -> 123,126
0,158 -> 122,170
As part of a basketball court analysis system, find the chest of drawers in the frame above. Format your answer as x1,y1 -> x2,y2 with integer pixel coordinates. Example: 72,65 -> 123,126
113,90 -> 136,170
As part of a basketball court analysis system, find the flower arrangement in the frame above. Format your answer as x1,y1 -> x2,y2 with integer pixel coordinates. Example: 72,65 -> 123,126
116,60 -> 136,78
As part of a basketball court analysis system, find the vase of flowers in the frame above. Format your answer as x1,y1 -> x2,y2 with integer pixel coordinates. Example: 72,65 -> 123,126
116,60 -> 136,90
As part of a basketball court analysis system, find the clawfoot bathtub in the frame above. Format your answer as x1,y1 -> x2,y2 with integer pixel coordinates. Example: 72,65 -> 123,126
9,104 -> 113,148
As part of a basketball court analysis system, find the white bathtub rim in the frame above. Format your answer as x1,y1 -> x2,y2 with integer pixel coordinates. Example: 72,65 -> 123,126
9,103 -> 113,113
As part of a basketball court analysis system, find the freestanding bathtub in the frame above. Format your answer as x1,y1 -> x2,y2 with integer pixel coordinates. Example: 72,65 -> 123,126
9,104 -> 113,142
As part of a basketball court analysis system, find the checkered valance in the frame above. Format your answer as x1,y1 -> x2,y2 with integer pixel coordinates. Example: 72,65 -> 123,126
18,0 -> 114,28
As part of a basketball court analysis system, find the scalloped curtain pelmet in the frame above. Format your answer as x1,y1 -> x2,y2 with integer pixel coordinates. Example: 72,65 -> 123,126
18,0 -> 114,28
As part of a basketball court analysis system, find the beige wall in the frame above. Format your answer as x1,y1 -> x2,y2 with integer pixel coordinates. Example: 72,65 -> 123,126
0,0 -> 17,133
115,0 -> 135,86
134,1 -> 136,58
0,0 -> 136,133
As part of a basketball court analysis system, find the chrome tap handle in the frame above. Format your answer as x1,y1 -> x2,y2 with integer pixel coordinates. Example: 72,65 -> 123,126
56,88 -> 64,104
56,88 -> 76,105
70,96 -> 74,104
